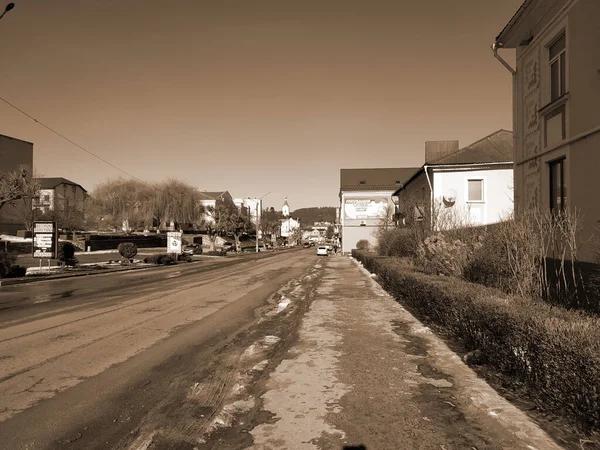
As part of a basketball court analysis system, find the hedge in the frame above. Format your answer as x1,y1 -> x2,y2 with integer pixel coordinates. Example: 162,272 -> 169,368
352,250 -> 600,433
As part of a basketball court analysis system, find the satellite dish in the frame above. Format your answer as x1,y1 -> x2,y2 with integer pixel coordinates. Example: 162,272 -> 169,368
442,188 -> 457,207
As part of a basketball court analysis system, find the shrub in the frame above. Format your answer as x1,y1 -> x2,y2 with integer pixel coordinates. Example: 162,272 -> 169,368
118,242 -> 138,260
0,251 -> 18,278
143,253 -> 177,265
415,233 -> 476,277
353,250 -> 600,434
57,242 -> 78,266
356,239 -> 370,251
204,250 -> 227,257
377,228 -> 417,257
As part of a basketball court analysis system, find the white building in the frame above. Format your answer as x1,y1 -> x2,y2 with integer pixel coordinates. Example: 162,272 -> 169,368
339,167 -> 419,254
393,130 -> 514,229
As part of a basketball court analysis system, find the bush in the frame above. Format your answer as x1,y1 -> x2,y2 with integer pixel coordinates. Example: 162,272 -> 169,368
57,242 -> 78,267
143,253 -> 177,265
356,239 -> 370,251
415,233 -> 476,277
0,251 -> 19,278
118,242 -> 138,259
353,250 -> 600,434
463,228 -> 516,293
204,250 -> 227,257
377,228 -> 417,257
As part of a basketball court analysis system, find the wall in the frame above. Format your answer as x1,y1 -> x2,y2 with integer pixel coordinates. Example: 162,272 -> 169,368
396,171 -> 430,225
432,167 -> 514,226
0,135 -> 34,233
512,0 -> 600,262
340,190 -> 395,253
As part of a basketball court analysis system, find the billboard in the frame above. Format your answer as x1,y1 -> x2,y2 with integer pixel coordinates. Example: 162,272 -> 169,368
32,221 -> 58,259
167,231 -> 182,254
343,197 -> 389,225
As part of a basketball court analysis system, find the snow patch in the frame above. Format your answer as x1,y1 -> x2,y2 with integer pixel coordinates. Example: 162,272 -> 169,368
127,431 -> 157,450
209,398 -> 256,431
277,297 -> 291,313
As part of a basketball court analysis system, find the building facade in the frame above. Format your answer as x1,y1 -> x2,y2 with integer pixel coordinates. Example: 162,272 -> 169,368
339,167 -> 419,254
494,0 -> 600,261
393,131 -> 514,229
0,134 -> 34,234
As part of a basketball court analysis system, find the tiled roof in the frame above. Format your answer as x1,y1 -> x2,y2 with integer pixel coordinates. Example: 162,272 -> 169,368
198,191 -> 228,201
36,177 -> 87,192
431,130 -> 513,165
340,168 -> 420,191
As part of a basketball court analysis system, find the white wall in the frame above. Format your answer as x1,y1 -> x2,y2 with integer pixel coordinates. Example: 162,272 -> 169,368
340,190 -> 395,253
432,168 -> 513,226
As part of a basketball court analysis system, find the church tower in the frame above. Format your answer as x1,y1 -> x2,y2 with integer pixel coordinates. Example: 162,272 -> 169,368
282,197 -> 290,218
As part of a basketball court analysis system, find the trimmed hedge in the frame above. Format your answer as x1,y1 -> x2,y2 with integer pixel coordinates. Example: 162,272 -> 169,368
353,250 -> 600,433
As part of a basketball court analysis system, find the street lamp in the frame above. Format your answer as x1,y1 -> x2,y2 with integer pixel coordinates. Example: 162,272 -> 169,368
255,192 -> 270,253
0,3 -> 14,22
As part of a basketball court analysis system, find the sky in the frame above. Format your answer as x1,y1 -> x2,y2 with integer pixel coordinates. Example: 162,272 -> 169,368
0,0 -> 521,210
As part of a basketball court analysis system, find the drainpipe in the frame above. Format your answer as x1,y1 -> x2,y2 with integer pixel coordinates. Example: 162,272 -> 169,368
492,42 -> 516,75
424,165 -> 434,229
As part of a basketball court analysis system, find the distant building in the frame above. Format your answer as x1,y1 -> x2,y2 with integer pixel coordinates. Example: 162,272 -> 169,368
0,134 -> 34,234
34,178 -> 88,216
393,130 -> 514,229
339,167 -> 419,254
493,0 -> 600,262
199,191 -> 234,225
281,217 -> 300,239
282,198 -> 290,218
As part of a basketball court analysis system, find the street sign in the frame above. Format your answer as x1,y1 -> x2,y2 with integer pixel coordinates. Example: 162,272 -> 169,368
32,221 -> 58,259
167,231 -> 182,254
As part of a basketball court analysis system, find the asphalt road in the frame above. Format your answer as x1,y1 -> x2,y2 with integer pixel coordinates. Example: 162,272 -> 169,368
0,248 -> 315,450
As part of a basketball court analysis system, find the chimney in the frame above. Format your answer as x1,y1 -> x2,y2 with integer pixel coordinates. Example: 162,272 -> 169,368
425,140 -> 459,164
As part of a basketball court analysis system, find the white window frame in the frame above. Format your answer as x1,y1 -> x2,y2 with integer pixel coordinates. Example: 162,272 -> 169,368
548,33 -> 566,102
466,178 -> 485,204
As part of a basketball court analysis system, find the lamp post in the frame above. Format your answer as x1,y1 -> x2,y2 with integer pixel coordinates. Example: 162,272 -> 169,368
0,3 -> 14,22
255,192 -> 270,253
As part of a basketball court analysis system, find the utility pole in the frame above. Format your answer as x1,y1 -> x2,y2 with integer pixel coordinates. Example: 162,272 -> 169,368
255,192 -> 270,253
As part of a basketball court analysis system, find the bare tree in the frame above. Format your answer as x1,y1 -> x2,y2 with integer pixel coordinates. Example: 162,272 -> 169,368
0,165 -> 39,212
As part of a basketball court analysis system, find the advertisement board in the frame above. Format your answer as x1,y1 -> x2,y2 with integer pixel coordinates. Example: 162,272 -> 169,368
343,197 -> 389,224
32,221 -> 58,259
167,231 -> 182,254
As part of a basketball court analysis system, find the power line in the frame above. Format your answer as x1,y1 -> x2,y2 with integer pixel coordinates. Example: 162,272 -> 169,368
0,95 -> 152,188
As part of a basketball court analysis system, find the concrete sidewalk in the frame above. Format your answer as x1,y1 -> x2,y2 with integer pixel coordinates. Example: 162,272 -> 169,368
249,256 -> 563,450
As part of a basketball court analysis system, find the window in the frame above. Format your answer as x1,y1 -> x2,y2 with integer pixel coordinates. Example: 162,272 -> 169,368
549,34 -> 566,101
43,194 -> 50,202
549,158 -> 566,213
467,179 -> 484,202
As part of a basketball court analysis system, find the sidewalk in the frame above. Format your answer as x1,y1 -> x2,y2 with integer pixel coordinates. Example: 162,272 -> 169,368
249,255 -> 563,450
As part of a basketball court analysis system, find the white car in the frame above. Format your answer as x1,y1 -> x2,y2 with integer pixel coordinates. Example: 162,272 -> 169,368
316,246 -> 329,256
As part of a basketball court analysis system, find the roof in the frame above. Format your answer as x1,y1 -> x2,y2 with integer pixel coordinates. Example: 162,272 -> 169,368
393,130 -> 514,196
198,191 -> 228,201
36,177 -> 87,192
431,129 -> 513,165
0,134 -> 34,145
495,0 -> 535,48
340,168 -> 420,192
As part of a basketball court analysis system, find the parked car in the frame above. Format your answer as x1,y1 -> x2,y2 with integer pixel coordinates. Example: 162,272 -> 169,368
316,245 -> 329,256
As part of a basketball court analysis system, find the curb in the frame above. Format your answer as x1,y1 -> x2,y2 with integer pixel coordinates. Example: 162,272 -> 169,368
0,265 -> 155,286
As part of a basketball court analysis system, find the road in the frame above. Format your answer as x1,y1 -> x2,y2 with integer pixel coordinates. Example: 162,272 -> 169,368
0,250 -> 567,450
0,249 -> 314,450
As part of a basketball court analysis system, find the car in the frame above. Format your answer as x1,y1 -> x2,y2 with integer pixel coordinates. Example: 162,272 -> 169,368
316,245 -> 329,256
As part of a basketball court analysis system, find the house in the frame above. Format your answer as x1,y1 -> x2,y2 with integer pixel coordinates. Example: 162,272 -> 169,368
0,134 -> 34,234
33,178 -> 88,216
281,217 -> 301,241
493,0 -> 600,261
233,197 -> 262,227
339,167 -> 419,254
393,130 -> 514,229
198,191 -> 234,225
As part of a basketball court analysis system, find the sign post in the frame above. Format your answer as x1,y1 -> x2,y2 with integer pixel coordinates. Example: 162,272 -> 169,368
32,221 -> 58,269
167,231 -> 182,261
